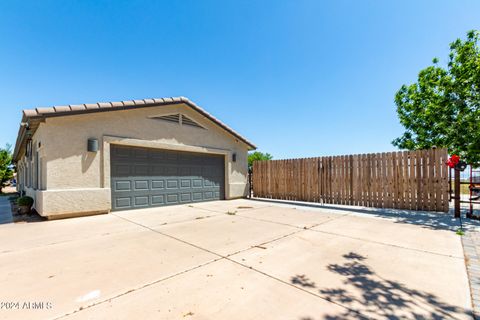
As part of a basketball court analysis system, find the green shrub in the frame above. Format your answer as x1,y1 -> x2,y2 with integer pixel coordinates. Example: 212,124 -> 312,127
17,196 -> 34,206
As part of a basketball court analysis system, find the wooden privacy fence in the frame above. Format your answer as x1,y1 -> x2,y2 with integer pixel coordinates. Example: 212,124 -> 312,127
252,149 -> 449,212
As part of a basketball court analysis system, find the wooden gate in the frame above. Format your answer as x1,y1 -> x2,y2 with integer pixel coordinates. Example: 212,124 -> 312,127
252,149 -> 449,212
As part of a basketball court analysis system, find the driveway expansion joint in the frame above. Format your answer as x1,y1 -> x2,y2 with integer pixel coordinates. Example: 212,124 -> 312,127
229,212 -> 459,258
109,212 -> 368,317
0,226 -> 145,256
189,204 -> 273,215
309,228 -> 464,260
53,257 -> 223,320
234,209 -> 353,230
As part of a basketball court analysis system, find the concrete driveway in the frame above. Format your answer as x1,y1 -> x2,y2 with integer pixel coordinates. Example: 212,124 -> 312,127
0,199 -> 472,319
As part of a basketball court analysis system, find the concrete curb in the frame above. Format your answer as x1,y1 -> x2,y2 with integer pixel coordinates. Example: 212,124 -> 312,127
462,231 -> 480,319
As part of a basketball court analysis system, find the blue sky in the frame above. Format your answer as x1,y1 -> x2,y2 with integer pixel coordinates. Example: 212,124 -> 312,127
0,1 -> 479,159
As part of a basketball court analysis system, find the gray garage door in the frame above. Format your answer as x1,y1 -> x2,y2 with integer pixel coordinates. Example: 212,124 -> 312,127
110,145 -> 225,211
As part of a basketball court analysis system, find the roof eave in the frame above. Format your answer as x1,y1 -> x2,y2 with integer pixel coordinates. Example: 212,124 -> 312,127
13,97 -> 256,159
12,113 -> 27,162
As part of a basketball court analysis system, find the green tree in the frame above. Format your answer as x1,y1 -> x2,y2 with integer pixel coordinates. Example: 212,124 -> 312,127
393,30 -> 480,165
248,151 -> 273,170
0,144 -> 14,193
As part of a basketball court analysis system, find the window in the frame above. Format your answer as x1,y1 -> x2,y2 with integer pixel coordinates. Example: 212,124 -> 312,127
26,140 -> 32,159
16,167 -> 21,190
35,150 -> 39,190
19,165 -> 23,188
26,161 -> 31,188
40,157 -> 46,190
30,143 -> 37,189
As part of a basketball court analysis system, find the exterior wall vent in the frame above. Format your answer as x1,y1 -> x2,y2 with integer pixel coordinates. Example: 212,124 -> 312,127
153,114 -> 180,124
151,114 -> 204,129
181,115 -> 204,129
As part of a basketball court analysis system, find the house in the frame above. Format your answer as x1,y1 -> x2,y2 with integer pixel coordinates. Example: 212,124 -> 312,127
13,97 -> 256,219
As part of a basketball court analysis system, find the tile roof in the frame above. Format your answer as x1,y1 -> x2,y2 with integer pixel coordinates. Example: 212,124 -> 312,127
13,96 -> 256,160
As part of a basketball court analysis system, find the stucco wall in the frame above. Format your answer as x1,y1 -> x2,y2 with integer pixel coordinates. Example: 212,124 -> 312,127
17,124 -> 47,207
19,103 -> 250,218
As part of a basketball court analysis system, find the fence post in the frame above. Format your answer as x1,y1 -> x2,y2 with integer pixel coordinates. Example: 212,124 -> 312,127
454,168 -> 460,218
248,168 -> 252,199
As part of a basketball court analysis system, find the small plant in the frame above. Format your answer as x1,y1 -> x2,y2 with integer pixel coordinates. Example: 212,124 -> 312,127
456,229 -> 465,236
17,196 -> 34,215
226,211 -> 237,215
17,196 -> 34,206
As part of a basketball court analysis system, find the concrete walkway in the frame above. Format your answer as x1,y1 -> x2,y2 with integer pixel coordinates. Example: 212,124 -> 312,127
0,199 -> 473,319
0,196 -> 13,224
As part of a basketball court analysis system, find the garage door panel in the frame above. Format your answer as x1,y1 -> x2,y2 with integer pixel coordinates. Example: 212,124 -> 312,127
179,167 -> 190,175
178,153 -> 192,161
151,165 -> 164,175
180,193 -> 192,202
180,179 -> 191,188
191,167 -> 202,176
115,197 -> 132,208
134,180 -> 149,190
166,194 -> 179,204
113,164 -> 131,176
202,167 -> 210,176
111,145 -> 225,211
134,196 -> 149,206
151,180 -> 165,189
164,166 -> 178,175
134,148 -> 149,159
192,179 -> 203,188
112,147 -> 132,159
150,152 -> 167,161
115,180 -> 132,191
166,179 -> 179,189
134,165 -> 149,175
204,179 -> 213,187
193,192 -> 203,201
166,152 -> 178,161
152,195 -> 165,205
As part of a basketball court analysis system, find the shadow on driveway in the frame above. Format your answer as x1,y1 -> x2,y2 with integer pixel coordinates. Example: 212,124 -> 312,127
294,252 -> 472,320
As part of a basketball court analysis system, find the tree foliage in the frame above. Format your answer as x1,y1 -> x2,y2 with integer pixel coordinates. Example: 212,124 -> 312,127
393,30 -> 480,165
0,144 -> 14,193
248,151 -> 273,170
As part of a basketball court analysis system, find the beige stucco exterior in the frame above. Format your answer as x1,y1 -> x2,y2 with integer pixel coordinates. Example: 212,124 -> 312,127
16,102 -> 251,219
